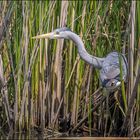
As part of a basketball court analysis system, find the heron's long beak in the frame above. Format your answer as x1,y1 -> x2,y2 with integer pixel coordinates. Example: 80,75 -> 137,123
32,33 -> 52,39
32,32 -> 59,39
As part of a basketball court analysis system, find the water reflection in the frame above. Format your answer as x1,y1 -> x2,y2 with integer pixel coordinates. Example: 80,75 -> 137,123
0,131 -> 44,140
0,131 -> 139,140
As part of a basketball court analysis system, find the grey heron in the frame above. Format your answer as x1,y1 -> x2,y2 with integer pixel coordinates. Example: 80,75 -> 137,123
32,27 -> 128,91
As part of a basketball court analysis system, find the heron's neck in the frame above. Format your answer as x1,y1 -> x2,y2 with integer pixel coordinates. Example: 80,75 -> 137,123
69,32 -> 104,69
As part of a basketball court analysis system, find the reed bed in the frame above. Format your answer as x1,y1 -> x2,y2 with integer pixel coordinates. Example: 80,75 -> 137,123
0,0 -> 140,138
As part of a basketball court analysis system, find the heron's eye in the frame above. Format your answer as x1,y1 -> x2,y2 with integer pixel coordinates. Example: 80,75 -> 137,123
111,82 -> 115,86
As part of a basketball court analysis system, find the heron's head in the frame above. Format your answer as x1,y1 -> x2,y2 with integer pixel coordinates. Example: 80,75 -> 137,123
32,27 -> 71,40
100,66 -> 124,92
102,78 -> 121,92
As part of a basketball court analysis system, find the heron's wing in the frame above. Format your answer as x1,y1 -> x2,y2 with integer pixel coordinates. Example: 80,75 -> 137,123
105,67 -> 120,79
100,52 -> 122,81
100,52 -> 128,91
100,66 -> 120,81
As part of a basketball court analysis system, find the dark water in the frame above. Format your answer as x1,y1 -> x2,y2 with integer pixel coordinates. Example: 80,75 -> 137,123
0,130 -> 139,140
1,133 -> 139,140
51,138 -> 140,140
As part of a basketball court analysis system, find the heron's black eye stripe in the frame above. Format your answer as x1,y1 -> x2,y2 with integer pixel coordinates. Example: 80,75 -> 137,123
114,74 -> 121,80
55,27 -> 71,32
102,79 -> 110,87
56,31 -> 59,34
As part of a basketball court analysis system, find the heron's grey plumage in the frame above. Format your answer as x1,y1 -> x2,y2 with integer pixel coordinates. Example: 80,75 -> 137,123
100,52 -> 127,91
69,32 -> 105,69
32,27 -> 128,91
